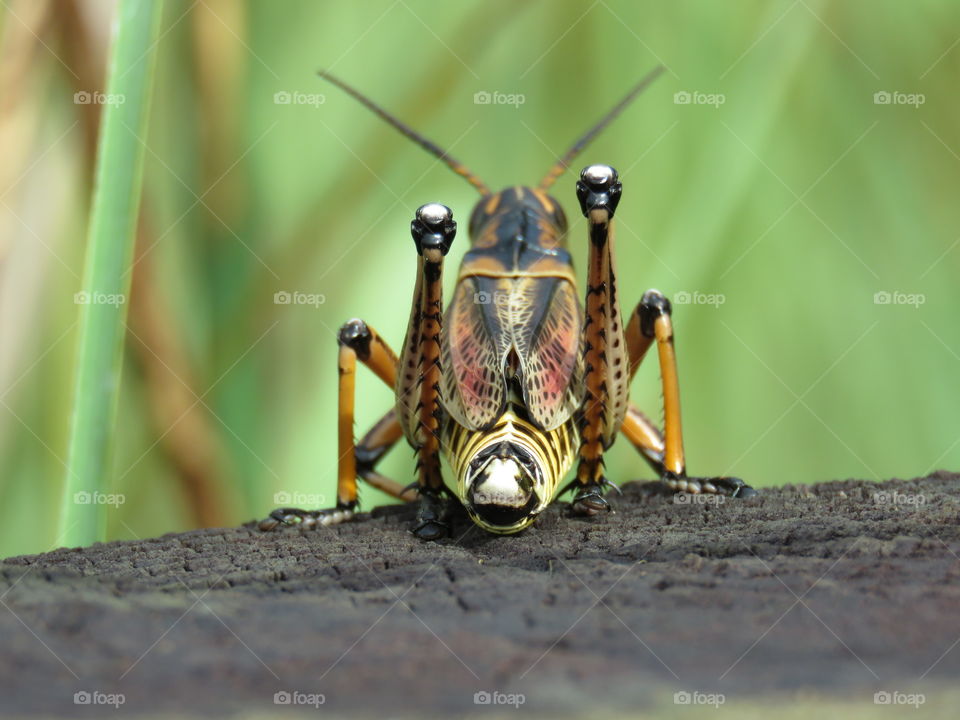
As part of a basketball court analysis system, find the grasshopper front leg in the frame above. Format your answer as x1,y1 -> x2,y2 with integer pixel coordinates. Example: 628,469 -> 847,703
396,204 -> 457,540
572,165 -> 631,514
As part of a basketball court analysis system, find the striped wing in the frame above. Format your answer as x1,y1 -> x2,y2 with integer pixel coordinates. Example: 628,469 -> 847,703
442,277 -> 511,430
510,277 -> 583,429
442,275 -> 583,431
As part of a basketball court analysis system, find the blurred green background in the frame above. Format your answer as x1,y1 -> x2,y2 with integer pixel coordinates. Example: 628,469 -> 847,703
1,0 -> 958,557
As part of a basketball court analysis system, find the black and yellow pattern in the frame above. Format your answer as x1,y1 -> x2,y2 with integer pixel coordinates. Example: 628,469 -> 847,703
444,393 -> 579,533
258,66 -> 757,541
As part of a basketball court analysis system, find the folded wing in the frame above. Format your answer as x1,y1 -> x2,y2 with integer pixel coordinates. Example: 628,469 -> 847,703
442,276 -> 582,431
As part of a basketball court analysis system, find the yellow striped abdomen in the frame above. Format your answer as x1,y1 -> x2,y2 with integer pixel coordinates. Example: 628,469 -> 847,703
444,408 -> 578,533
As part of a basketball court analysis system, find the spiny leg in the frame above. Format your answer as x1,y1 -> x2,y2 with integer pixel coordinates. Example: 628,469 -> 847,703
572,165 -> 631,515
396,203 -> 457,539
258,321 -> 404,531
622,290 -> 756,498
619,298 -> 667,472
355,409 -> 417,501
622,403 -> 750,495
622,400 -> 752,494
261,409 -> 416,531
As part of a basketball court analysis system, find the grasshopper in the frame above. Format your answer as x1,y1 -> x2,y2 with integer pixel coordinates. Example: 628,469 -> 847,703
260,65 -> 756,540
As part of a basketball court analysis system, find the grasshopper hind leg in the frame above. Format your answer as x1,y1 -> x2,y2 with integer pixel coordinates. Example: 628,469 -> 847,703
621,291 -> 758,499
259,506 -> 355,531
258,320 -> 414,532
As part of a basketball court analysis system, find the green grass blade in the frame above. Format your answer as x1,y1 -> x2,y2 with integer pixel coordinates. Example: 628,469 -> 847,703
60,0 -> 164,547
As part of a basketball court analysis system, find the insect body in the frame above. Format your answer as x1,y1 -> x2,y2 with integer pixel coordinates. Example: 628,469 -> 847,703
260,67 -> 756,540
440,186 -> 582,533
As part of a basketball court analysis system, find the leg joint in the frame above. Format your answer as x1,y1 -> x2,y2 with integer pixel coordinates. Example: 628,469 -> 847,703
638,289 -> 672,338
355,443 -> 387,474
576,165 -> 622,218
338,318 -> 373,359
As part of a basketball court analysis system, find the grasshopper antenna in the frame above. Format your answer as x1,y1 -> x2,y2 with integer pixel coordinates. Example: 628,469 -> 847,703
318,70 -> 491,197
538,65 -> 666,192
